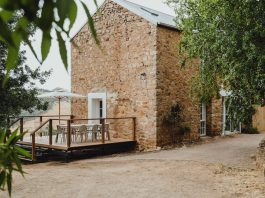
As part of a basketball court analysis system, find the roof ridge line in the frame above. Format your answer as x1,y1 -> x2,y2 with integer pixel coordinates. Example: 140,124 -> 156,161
118,0 -> 175,18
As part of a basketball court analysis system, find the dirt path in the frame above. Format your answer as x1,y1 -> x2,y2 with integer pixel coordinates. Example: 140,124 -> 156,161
1,133 -> 265,198
101,133 -> 265,169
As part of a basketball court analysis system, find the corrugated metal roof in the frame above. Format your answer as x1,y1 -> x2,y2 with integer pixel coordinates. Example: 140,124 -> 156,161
113,0 -> 178,30
71,0 -> 178,39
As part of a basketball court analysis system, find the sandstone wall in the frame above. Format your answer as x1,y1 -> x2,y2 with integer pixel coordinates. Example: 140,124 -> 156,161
207,98 -> 223,136
253,106 -> 265,132
71,0 -> 157,150
156,27 -> 200,146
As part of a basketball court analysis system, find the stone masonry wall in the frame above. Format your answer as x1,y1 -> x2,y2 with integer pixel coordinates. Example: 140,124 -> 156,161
156,27 -> 200,147
207,98 -> 223,136
71,0 -> 157,150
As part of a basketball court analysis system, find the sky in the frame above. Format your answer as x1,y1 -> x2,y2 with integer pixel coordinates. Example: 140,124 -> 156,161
23,0 -> 175,91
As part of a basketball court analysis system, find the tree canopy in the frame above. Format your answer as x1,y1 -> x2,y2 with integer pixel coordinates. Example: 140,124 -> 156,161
167,0 -> 265,125
0,42 -> 51,128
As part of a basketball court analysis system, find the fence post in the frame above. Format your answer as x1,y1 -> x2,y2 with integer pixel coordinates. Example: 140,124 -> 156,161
32,133 -> 36,161
67,120 -> 71,148
133,117 -> 136,141
101,119 -> 105,144
49,119 -> 53,145
20,118 -> 24,141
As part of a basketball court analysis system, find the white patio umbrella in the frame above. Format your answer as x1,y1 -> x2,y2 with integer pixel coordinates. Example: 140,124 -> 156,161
38,91 -> 86,123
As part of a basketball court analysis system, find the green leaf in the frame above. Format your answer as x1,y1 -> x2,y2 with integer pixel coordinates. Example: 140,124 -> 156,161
56,31 -> 68,70
6,46 -> 19,71
93,0 -> 99,9
17,17 -> 29,29
6,130 -> 18,145
7,172 -> 11,197
25,39 -> 41,64
37,0 -> 54,31
0,10 -> 13,22
41,31 -> 52,62
0,130 -> 6,143
11,152 -> 23,174
81,2 -> 100,45
14,146 -> 31,158
68,1 -> 77,31
0,171 -> 6,188
0,0 -> 8,7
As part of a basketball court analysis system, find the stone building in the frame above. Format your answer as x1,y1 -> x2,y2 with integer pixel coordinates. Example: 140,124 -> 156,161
71,0 -> 231,150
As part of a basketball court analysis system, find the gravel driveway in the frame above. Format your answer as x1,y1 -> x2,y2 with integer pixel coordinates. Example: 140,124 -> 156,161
1,133 -> 265,198
105,133 -> 265,169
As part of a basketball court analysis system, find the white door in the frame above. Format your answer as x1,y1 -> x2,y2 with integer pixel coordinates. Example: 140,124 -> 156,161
88,93 -> 107,124
200,103 -> 207,136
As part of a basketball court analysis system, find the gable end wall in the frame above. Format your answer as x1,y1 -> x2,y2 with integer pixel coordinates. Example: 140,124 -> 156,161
71,0 -> 158,150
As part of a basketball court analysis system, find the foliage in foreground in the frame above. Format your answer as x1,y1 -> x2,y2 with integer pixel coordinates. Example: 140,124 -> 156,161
0,0 -> 99,78
167,0 -> 265,125
0,129 -> 30,197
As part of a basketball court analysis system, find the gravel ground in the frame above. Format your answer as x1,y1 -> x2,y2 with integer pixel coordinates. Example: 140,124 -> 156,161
1,133 -> 265,198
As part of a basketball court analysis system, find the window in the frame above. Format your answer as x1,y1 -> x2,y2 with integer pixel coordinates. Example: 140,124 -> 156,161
200,103 -> 206,136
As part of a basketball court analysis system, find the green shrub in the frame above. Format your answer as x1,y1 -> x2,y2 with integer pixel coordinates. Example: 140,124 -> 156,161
241,127 -> 259,134
179,125 -> 191,135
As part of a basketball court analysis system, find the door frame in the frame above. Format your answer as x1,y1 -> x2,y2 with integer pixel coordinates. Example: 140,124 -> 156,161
88,93 -> 107,122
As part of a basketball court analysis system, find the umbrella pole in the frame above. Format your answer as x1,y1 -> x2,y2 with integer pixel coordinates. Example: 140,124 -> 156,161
59,97 -> 61,125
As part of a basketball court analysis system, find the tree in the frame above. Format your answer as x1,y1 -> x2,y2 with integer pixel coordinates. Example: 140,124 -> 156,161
167,0 -> 265,126
0,0 -> 99,78
0,41 -> 51,129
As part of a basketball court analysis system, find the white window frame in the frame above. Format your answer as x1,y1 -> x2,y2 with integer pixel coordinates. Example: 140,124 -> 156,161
200,103 -> 207,136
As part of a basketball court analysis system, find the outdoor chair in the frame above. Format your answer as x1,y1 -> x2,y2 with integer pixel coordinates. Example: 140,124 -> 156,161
56,125 -> 67,143
97,124 -> 110,141
104,124 -> 110,141
76,125 -> 88,143
92,124 -> 101,142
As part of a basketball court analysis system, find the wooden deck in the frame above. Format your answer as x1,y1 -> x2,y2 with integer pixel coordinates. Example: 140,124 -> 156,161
20,135 -> 136,151
10,116 -> 137,161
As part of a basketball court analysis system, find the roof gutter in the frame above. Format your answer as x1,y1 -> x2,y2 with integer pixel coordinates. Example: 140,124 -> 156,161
157,22 -> 181,32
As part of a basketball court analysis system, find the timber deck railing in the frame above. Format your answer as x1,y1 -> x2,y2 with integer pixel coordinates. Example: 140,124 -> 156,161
9,116 -> 136,161
7,115 -> 73,138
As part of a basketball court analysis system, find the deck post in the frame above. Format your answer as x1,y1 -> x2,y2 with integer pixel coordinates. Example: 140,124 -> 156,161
39,116 -> 43,125
70,115 -> 74,123
67,120 -> 71,148
133,117 -> 136,141
40,116 -> 43,137
49,119 -> 53,145
101,119 -> 105,144
20,118 -> 23,141
32,133 -> 36,161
